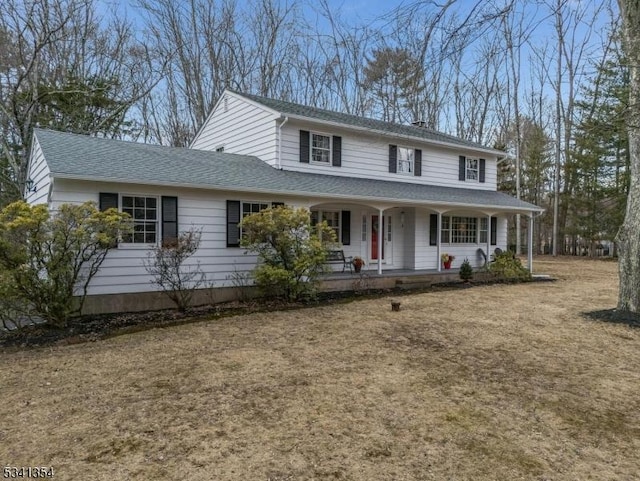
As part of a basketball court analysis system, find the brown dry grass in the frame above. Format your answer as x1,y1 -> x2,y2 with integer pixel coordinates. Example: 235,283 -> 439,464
1,257 -> 639,480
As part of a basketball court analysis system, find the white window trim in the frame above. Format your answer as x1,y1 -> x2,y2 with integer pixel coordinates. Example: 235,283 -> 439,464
310,131 -> 332,165
465,157 -> 479,182
396,146 -> 415,175
119,193 -> 160,248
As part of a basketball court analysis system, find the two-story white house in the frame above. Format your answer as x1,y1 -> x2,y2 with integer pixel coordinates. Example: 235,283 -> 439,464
25,89 -> 541,313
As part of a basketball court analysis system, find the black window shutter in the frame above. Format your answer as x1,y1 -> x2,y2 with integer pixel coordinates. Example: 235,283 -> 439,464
341,210 -> 351,245
99,193 -> 120,248
459,156 -> 466,181
389,145 -> 397,173
479,158 -> 486,183
429,214 -> 438,246
332,136 -> 342,167
272,202 -> 285,208
300,130 -> 310,163
227,200 -> 241,247
161,196 -> 178,244
99,192 -> 118,211
490,216 -> 497,245
414,149 -> 422,176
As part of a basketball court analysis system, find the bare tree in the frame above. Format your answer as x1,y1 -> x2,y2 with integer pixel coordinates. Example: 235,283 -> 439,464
616,0 -> 640,313
0,0 -> 160,204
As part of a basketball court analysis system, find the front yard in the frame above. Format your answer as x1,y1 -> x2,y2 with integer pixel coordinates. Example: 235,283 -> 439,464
1,257 -> 638,480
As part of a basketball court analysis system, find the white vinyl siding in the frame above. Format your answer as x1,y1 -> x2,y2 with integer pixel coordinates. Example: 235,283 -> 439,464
49,179 -> 279,296
190,92 -> 277,165
279,120 -> 497,190
24,136 -> 51,206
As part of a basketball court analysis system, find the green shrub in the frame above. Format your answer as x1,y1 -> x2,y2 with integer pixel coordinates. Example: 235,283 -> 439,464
459,258 -> 474,281
240,205 -> 336,301
488,251 -> 531,280
0,201 -> 131,327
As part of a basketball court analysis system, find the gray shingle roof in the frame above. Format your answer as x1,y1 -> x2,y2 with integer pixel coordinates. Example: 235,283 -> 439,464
233,90 -> 501,154
34,129 -> 540,212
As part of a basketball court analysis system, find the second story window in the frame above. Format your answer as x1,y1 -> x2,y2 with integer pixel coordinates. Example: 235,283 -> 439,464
466,157 -> 479,181
311,133 -> 331,163
397,147 -> 414,174
459,155 -> 485,182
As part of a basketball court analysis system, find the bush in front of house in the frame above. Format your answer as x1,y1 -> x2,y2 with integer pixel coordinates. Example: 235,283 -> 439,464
240,205 -> 336,301
0,201 -> 131,328
144,228 -> 206,312
459,258 -> 474,281
488,250 -> 531,280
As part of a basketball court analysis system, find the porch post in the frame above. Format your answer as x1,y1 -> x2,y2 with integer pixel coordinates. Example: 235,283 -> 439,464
528,214 -> 534,273
437,212 -> 442,272
378,207 -> 383,275
487,214 -> 491,267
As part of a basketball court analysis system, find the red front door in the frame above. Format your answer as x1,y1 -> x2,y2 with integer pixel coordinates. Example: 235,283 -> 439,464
371,215 -> 385,260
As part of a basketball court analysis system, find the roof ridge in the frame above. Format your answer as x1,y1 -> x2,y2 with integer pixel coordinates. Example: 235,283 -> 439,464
231,91 -> 496,152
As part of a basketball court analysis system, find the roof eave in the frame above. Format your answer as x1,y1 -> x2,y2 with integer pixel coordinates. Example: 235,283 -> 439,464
50,172 -> 541,214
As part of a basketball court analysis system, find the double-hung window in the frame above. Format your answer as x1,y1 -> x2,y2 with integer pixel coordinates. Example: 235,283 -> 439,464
121,195 -> 158,244
311,133 -> 331,163
465,158 -> 479,181
397,147 -> 414,174
311,209 -> 340,241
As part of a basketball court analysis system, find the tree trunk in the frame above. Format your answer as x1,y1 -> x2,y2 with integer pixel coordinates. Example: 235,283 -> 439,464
617,0 -> 640,312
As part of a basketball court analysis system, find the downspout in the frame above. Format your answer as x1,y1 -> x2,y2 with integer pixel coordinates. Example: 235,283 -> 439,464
277,116 -> 289,169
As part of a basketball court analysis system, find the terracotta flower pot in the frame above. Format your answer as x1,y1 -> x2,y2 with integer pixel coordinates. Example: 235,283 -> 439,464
444,260 -> 452,269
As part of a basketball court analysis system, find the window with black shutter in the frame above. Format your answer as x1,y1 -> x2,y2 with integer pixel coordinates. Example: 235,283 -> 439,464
479,158 -> 486,183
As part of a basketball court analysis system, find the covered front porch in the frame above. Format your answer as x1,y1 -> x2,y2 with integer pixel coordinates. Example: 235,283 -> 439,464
298,199 -> 538,275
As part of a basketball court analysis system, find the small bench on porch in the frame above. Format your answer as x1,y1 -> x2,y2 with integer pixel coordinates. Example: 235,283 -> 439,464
326,249 -> 353,273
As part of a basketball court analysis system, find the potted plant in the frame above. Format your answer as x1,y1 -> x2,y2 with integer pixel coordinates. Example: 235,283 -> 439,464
352,256 -> 365,273
441,253 -> 455,269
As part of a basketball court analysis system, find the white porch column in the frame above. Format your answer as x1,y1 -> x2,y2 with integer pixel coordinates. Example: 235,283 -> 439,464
378,207 -> 383,275
528,214 -> 534,273
437,212 -> 442,272
487,214 -> 491,266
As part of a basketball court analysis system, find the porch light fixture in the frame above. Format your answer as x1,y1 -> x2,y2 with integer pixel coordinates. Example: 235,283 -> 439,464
25,178 -> 37,193
400,211 -> 405,227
